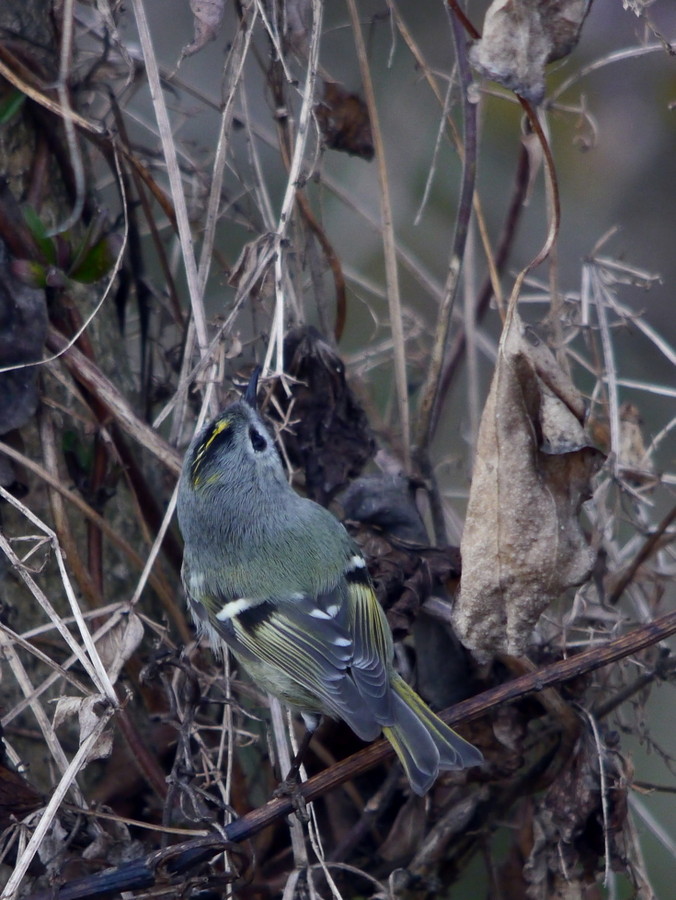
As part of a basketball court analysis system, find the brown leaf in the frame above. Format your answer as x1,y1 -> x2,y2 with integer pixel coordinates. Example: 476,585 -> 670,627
96,611 -> 145,684
53,696 -> 114,764
379,794 -> 429,862
315,81 -> 374,160
272,326 -> 376,505
589,401 -> 656,488
524,732 -> 632,898
469,0 -> 592,104
0,760 -> 42,832
453,310 -> 604,658
617,402 -> 655,485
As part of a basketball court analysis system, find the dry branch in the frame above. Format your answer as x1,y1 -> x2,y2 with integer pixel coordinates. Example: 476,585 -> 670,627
45,328 -> 181,475
23,606 -> 676,900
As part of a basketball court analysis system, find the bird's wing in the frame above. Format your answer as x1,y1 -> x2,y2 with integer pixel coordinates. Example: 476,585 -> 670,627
183,555 -> 396,738
344,563 -> 393,715
234,588 -> 388,740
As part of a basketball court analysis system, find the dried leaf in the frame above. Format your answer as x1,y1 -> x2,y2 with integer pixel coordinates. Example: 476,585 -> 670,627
618,402 -> 655,483
0,760 -> 43,830
180,0 -> 225,61
78,696 -> 114,762
589,401 -> 656,486
227,233 -> 277,300
379,794 -> 429,861
524,733 -> 633,898
53,696 -> 83,730
53,695 -> 113,764
470,0 -> 592,104
36,818 -> 69,877
81,818 -> 142,863
96,611 -> 144,684
315,81 -> 374,160
273,326 -> 376,505
453,310 -> 604,658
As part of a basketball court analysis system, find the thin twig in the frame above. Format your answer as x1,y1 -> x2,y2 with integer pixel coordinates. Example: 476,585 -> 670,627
414,6 -> 478,452
0,495 -> 117,700
262,0 -> 323,378
431,142 -> 531,434
1,706 -> 115,899
346,0 -> 410,466
130,0 -> 210,374
606,503 -> 676,605
195,5 -> 258,298
52,0 -> 85,234
0,441 -> 185,640
582,710 -> 612,886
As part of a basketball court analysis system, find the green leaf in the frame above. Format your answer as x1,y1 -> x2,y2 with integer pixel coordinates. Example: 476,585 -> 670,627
22,205 -> 57,265
0,89 -> 26,125
68,209 -> 107,274
70,234 -> 122,283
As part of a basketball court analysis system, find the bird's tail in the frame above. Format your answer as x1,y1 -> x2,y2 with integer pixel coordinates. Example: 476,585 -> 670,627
382,674 -> 483,796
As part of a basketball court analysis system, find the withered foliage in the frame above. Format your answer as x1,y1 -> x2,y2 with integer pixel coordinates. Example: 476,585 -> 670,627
469,0 -> 592,104
453,309 -> 605,658
0,1 -> 673,899
315,81 -> 375,160
271,327 -> 376,505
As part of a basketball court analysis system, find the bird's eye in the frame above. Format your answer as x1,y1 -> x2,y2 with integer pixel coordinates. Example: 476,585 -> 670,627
249,426 -> 267,452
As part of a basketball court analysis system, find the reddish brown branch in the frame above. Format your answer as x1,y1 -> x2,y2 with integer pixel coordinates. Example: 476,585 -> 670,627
26,608 -> 676,900
446,0 -> 481,40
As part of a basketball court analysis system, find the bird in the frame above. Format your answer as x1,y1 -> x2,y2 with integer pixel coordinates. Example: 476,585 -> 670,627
176,371 -> 482,796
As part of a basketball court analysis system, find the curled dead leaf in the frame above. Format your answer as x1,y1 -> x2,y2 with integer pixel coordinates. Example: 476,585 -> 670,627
524,731 -> 632,897
180,0 -> 225,61
469,0 -> 592,104
315,81 -> 374,160
453,310 -> 604,658
228,233 -> 277,301
53,695 -> 114,764
272,326 -> 376,505
96,611 -> 144,684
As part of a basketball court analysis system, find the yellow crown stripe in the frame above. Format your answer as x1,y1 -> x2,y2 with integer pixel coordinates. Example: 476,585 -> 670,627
191,418 -> 232,484
203,418 -> 231,451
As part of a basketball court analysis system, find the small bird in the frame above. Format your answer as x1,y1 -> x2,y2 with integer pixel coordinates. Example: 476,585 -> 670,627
177,372 -> 482,796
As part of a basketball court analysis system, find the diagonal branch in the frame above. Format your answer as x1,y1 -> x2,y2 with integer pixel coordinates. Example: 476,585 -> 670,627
24,606 -> 676,900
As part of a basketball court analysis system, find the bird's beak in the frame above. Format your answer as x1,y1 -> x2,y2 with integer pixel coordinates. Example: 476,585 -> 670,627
244,366 -> 261,409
